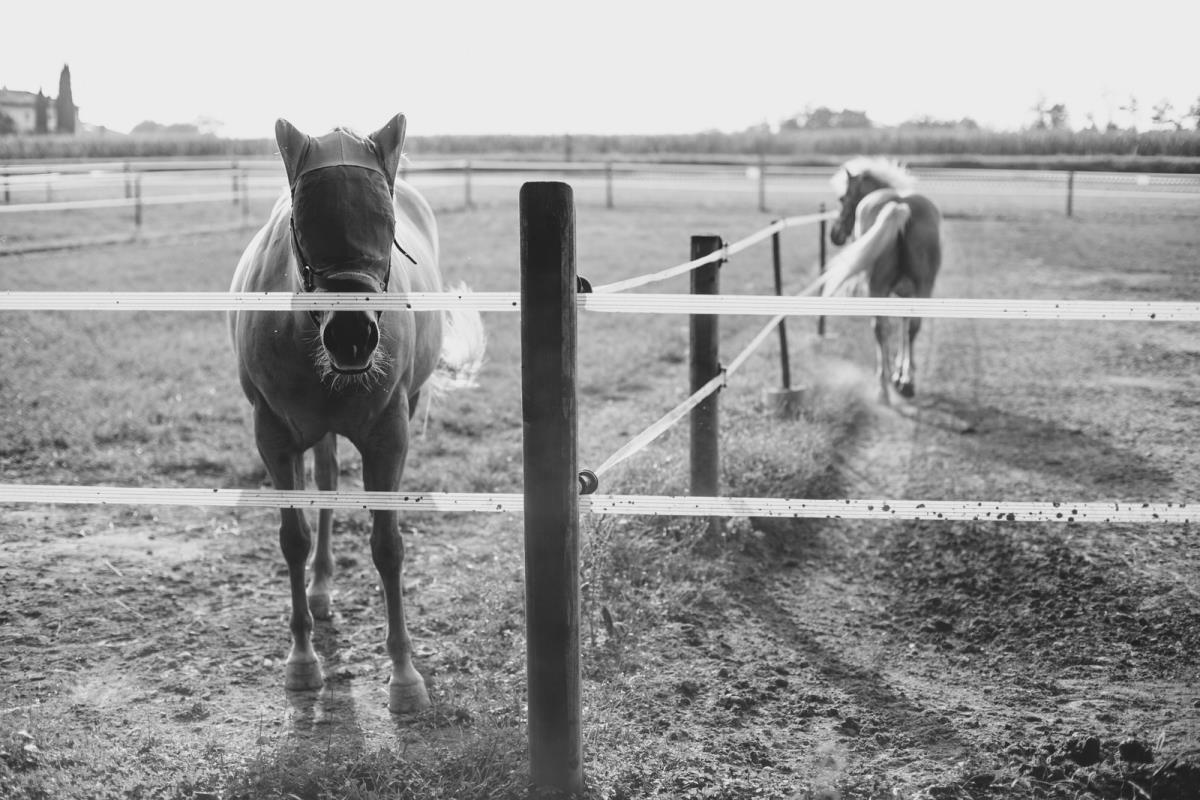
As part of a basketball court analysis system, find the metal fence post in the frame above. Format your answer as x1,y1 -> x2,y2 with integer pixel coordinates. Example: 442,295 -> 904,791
690,235 -> 722,507
519,181 -> 584,795
818,202 -> 828,337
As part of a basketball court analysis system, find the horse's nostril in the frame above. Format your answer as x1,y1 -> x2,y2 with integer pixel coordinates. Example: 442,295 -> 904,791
321,312 -> 379,368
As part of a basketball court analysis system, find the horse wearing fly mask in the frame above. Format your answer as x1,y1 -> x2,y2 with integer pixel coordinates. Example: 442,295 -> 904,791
229,115 -> 484,714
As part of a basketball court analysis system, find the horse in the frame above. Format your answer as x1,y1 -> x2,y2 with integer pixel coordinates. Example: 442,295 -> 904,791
820,157 -> 942,403
229,114 -> 485,714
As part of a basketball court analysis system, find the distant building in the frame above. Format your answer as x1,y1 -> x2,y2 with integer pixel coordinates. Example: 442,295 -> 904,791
0,87 -> 78,135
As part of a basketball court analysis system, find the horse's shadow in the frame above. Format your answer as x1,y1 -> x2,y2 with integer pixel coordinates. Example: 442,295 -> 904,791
902,391 -> 1176,499
282,618 -> 372,750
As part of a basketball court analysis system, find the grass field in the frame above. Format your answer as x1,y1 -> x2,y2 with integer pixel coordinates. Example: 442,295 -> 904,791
1,178 -> 1199,798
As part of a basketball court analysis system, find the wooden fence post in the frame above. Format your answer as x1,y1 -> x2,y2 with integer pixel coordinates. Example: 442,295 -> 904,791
1066,170 -> 1075,217
519,181 -> 584,795
231,160 -> 240,205
464,160 -> 473,210
818,202 -> 828,337
690,235 -> 722,509
2,172 -> 8,204
241,169 -> 250,225
134,173 -> 143,232
605,161 -> 614,209
757,152 -> 767,212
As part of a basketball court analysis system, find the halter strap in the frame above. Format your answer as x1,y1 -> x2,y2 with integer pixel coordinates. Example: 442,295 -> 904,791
289,215 -> 416,296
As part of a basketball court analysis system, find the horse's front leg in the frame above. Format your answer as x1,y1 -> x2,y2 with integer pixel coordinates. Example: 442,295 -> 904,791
892,317 -> 921,398
871,316 -> 892,404
308,432 -> 337,620
359,400 -> 431,714
253,404 -> 323,691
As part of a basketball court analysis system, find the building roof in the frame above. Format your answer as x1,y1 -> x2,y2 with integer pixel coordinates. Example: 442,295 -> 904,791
0,89 -> 46,107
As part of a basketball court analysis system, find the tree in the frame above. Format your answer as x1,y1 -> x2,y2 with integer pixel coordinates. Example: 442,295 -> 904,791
1188,97 -> 1200,130
0,111 -> 15,136
1029,97 -> 1069,130
780,106 -> 872,130
55,64 -> 76,133
1151,99 -> 1181,130
35,89 -> 49,134
1118,95 -> 1139,132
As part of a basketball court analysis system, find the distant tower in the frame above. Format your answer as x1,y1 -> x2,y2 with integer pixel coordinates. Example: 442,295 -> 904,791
35,89 -> 49,134
55,64 -> 76,133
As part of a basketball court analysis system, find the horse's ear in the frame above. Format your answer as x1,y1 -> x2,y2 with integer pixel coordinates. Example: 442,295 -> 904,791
275,118 -> 310,188
369,114 -> 406,184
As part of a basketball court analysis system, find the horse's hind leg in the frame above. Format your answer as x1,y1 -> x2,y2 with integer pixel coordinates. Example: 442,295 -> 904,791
254,404 -> 323,691
871,316 -> 892,404
359,400 -> 431,714
893,317 -> 920,398
308,433 -> 337,620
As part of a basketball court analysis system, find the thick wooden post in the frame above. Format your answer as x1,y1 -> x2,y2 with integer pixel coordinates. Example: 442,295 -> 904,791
520,181 -> 583,794
605,161 -> 614,209
1066,170 -> 1075,217
2,171 -> 8,204
231,160 -> 239,205
817,202 -> 828,337
690,235 -> 722,500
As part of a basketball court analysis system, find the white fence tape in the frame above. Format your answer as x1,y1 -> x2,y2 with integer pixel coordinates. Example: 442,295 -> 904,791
593,211 -> 836,294
0,484 -> 1190,524
4,291 -> 1200,321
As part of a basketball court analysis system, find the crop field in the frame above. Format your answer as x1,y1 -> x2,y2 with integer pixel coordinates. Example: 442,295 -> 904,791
1,174 -> 1199,799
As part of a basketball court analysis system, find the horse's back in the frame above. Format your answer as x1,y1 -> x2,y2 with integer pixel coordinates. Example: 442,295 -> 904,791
857,188 -> 941,295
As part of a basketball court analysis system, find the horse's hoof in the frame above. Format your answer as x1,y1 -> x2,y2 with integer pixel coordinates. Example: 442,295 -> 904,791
388,676 -> 431,715
896,382 -> 915,399
285,657 -> 324,691
308,593 -> 332,621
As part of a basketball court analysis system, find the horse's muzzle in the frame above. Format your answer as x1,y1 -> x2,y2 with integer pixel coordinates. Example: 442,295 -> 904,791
320,310 -> 380,372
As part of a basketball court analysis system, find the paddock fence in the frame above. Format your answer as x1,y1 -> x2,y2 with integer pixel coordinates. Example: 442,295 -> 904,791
2,179 -> 1199,793
4,156 -> 1200,255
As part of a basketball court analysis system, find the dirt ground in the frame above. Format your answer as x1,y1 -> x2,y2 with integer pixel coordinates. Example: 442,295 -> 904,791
2,193 -> 1199,798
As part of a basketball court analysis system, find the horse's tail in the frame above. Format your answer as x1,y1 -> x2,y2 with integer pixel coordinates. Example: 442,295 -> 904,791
429,281 -> 487,393
809,201 -> 912,297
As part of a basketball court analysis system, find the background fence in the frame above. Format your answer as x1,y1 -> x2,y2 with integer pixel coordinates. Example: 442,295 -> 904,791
4,156 -> 1200,256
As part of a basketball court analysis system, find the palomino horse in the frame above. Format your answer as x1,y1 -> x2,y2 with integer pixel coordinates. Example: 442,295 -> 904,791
230,115 -> 485,713
821,157 -> 942,403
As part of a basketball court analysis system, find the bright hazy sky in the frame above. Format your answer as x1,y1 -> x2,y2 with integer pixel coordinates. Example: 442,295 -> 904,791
4,1 -> 1199,139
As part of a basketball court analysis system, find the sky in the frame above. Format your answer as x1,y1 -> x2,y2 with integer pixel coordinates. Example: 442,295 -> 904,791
4,1 -> 1199,139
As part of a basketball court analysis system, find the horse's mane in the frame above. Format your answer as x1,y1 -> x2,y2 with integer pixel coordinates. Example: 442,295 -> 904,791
831,157 -> 915,195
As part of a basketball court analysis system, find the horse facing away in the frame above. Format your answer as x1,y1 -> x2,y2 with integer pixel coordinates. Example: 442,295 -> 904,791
820,157 -> 942,403
230,115 -> 485,714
